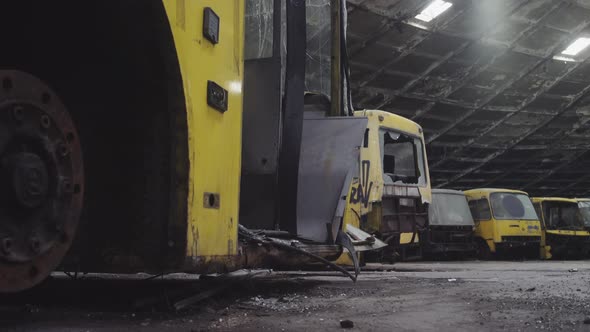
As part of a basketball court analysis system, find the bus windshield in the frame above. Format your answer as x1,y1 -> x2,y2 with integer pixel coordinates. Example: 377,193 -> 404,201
542,201 -> 584,230
379,129 -> 427,186
489,193 -> 538,220
578,201 -> 590,227
429,192 -> 474,226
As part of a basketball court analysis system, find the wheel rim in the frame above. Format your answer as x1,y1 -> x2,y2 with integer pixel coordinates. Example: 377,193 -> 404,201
0,70 -> 84,292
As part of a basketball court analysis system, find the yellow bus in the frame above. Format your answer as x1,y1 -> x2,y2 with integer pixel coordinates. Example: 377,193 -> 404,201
464,189 -> 541,259
532,197 -> 590,259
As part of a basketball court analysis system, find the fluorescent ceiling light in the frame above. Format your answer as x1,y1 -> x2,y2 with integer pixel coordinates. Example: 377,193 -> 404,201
553,55 -> 576,62
415,0 -> 453,23
561,37 -> 590,56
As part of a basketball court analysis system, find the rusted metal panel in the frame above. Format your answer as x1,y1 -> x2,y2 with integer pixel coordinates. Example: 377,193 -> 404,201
296,117 -> 368,243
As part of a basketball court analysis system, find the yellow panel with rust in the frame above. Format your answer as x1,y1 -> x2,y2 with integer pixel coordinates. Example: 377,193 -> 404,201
365,203 -> 382,234
541,245 -> 552,259
163,0 -> 244,258
532,197 -> 579,204
546,230 -> 590,236
342,178 -> 362,229
400,232 -> 419,244
337,179 -> 362,266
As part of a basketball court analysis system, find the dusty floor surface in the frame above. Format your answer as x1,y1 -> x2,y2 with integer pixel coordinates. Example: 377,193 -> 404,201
1,261 -> 590,331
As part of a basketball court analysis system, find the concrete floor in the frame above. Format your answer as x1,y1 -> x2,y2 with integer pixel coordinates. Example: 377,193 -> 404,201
2,261 -> 590,331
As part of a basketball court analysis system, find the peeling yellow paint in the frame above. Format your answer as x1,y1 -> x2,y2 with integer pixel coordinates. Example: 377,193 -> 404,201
163,0 -> 244,259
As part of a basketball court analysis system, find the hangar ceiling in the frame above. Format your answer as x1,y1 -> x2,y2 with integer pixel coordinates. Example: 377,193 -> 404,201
346,0 -> 590,197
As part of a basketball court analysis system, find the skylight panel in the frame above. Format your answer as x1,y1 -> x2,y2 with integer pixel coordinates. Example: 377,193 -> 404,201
561,37 -> 590,56
415,0 -> 453,23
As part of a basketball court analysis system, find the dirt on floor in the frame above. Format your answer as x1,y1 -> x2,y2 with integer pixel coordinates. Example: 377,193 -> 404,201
1,261 -> 590,331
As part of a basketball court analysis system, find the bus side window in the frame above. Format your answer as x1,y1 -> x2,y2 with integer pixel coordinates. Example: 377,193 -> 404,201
468,201 -> 479,220
469,199 -> 491,221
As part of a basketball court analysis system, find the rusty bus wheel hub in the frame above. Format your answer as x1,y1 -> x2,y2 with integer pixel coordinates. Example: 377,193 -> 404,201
0,70 -> 83,292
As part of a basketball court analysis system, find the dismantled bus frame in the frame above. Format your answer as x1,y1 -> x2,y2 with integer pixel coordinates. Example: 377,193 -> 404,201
378,190 -> 428,261
425,189 -> 475,256
379,130 -> 430,260
241,0 -> 383,276
355,111 -> 432,262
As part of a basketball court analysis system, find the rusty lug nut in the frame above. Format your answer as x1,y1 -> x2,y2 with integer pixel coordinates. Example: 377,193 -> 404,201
40,114 -> 51,129
1,238 -> 13,254
30,238 -> 41,254
12,106 -> 24,122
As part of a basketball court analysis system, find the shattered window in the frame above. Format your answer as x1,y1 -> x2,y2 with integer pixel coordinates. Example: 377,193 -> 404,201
305,0 -> 331,96
245,0 -> 274,60
542,202 -> 584,230
245,0 -> 332,93
379,130 -> 426,186
468,199 -> 491,221
490,193 -> 538,221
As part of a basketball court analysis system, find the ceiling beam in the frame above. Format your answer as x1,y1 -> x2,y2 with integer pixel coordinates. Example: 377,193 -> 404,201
479,114 -> 590,187
435,82 -> 590,189
353,1 -> 558,110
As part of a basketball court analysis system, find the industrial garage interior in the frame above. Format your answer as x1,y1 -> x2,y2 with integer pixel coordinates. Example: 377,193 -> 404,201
2,1 -> 590,331
345,0 -> 590,196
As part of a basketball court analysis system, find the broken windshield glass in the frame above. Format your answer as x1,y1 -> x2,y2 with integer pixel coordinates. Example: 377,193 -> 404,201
245,0 -> 275,60
379,129 -> 426,186
305,0 -> 331,96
